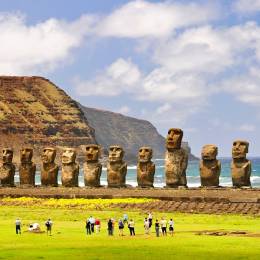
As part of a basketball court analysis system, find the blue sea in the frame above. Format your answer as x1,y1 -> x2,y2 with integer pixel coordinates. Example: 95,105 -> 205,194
14,158 -> 260,188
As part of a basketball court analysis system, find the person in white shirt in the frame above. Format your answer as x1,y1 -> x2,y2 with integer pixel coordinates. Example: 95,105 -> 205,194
148,212 -> 153,228
168,218 -> 174,236
89,216 -> 95,233
15,218 -> 21,234
144,218 -> 150,235
160,217 -> 167,236
128,219 -> 135,236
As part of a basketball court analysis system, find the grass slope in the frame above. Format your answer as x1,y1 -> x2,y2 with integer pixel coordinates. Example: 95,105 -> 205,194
0,199 -> 259,260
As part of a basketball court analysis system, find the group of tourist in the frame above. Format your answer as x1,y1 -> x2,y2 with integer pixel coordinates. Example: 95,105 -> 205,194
86,213 -> 174,237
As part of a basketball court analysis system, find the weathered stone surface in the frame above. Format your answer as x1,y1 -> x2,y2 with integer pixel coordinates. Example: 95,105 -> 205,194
200,145 -> 221,187
83,144 -> 102,187
231,140 -> 251,187
0,148 -> 15,186
107,145 -> 127,187
137,146 -> 155,187
61,148 -> 79,187
165,128 -> 188,187
19,148 -> 36,186
41,147 -> 59,187
0,76 -> 96,164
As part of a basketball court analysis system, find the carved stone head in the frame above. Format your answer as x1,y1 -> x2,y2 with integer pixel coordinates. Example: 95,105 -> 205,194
232,140 -> 249,159
85,144 -> 100,162
109,145 -> 124,163
202,145 -> 218,160
138,147 -> 153,163
2,148 -> 13,163
41,147 -> 56,164
20,148 -> 33,163
62,148 -> 76,164
166,128 -> 183,150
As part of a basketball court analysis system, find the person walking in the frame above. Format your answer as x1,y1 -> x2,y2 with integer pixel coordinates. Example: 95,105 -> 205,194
128,219 -> 135,236
45,218 -> 53,236
148,212 -> 153,228
168,218 -> 174,236
160,217 -> 167,236
144,218 -> 150,235
155,219 -> 160,237
86,218 -> 91,235
118,219 -> 124,236
15,218 -> 21,235
107,219 -> 113,236
123,213 -> 128,225
89,216 -> 95,233
95,218 -> 101,233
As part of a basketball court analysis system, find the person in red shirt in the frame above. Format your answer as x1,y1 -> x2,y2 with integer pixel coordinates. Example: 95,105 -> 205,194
95,218 -> 101,233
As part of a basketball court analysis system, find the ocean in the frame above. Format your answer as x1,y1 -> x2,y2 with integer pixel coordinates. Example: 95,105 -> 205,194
15,158 -> 260,188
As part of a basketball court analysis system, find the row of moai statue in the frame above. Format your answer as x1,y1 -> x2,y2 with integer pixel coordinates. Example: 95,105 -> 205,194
0,128 -> 252,188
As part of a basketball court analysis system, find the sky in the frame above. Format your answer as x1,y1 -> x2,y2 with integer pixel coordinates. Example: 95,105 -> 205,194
1,0 -> 260,157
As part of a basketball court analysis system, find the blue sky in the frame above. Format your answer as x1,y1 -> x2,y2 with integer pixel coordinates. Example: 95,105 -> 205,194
1,0 -> 260,157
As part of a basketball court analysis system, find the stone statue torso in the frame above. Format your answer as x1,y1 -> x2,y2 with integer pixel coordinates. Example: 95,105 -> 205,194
231,160 -> 251,187
137,161 -> 155,187
61,163 -> 79,187
0,163 -> 15,186
19,163 -> 36,186
200,160 -> 221,187
107,162 -> 127,187
41,163 -> 59,186
165,148 -> 188,187
83,162 -> 102,187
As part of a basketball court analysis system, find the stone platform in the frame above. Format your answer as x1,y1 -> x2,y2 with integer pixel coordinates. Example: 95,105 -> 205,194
0,187 -> 259,215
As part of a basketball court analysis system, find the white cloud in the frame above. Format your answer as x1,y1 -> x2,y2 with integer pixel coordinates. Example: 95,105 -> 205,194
96,0 -> 218,38
239,124 -> 256,132
117,106 -> 131,114
0,13 -> 95,75
75,58 -> 141,96
234,0 -> 260,13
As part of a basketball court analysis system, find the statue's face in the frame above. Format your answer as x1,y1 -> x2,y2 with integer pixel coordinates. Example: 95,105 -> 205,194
166,128 -> 183,150
138,147 -> 152,163
232,140 -> 249,159
2,148 -> 13,163
41,147 -> 56,164
202,145 -> 217,160
62,148 -> 76,164
109,146 -> 124,162
85,144 -> 100,162
20,148 -> 33,163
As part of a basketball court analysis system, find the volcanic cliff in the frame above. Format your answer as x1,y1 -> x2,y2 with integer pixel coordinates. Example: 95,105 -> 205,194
0,76 -> 96,163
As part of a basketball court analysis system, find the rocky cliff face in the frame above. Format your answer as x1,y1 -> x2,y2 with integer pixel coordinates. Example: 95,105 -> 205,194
80,106 -> 197,161
0,76 -> 96,164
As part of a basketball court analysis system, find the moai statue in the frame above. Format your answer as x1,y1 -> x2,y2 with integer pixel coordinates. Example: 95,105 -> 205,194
61,148 -> 79,187
199,145 -> 221,187
137,147 -> 155,188
231,140 -> 251,187
19,148 -> 36,186
41,147 -> 59,187
165,128 -> 188,188
107,145 -> 127,187
83,144 -> 102,187
0,148 -> 15,186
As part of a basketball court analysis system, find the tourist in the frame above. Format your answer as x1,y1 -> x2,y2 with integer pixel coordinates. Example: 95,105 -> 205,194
168,218 -> 174,236
45,218 -> 53,236
95,218 -> 101,233
15,218 -> 21,235
123,213 -> 128,225
118,219 -> 124,236
160,217 -> 167,236
148,212 -> 153,228
107,218 -> 113,236
128,219 -> 135,236
144,218 -> 150,235
86,218 -> 91,235
89,216 -> 95,233
155,219 -> 160,237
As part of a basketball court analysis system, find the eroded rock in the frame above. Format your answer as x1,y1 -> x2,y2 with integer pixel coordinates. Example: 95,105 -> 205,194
0,148 -> 15,186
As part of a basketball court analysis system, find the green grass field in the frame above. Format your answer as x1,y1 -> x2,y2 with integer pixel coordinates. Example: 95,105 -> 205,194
0,198 -> 259,259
